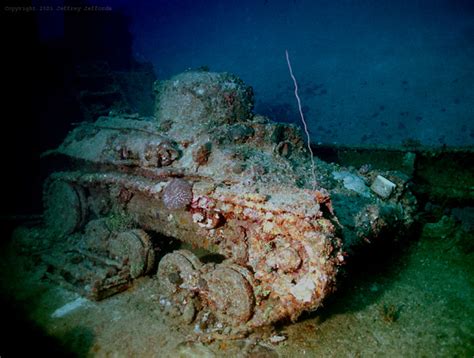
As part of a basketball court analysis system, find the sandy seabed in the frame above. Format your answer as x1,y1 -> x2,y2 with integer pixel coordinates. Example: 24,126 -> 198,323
1,218 -> 472,357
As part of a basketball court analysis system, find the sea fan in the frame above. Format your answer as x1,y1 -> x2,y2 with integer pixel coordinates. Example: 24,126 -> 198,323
162,178 -> 193,210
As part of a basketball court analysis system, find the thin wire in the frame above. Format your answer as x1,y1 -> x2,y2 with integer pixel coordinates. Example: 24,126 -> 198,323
285,49 -> 317,190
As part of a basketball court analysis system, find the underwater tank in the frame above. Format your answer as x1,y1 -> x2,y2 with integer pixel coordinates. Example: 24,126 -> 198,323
1,0 -> 473,356
30,70 -> 416,336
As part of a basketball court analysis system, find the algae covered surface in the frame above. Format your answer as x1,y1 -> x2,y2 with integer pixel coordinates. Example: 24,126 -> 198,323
1,212 -> 472,357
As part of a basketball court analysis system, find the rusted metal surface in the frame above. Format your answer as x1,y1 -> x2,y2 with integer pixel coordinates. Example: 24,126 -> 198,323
25,70 -> 416,335
33,217 -> 156,301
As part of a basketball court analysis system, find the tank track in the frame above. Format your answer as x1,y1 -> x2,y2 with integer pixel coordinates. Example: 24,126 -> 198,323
43,169 -> 342,332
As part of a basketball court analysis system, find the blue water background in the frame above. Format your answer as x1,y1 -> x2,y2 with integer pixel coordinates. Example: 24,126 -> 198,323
39,0 -> 474,146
